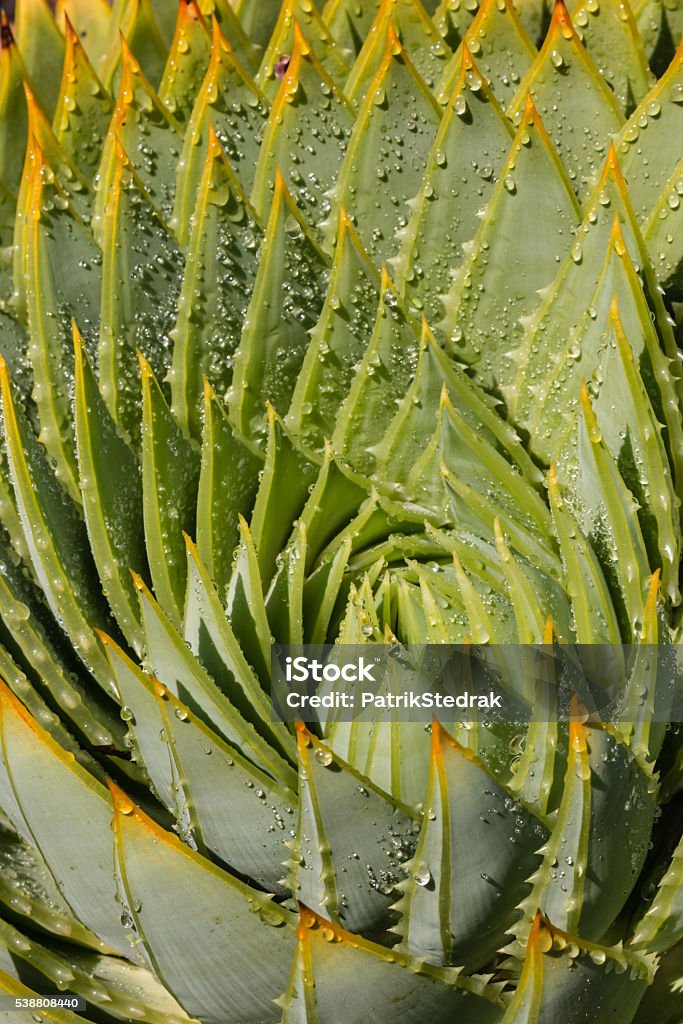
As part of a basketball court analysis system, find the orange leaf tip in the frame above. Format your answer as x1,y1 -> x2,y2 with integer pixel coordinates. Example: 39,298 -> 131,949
137,349 -> 153,378
0,10 -> 13,48
129,569 -> 146,592
386,22 -> 402,58
543,616 -> 554,645
291,19 -> 311,58
550,0 -> 575,40
108,778 -> 137,816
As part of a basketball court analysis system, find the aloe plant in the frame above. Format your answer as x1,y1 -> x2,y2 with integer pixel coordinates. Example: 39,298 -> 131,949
0,1 -> 681,1022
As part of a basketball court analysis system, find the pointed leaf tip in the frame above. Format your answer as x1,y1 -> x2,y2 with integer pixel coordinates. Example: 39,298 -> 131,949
569,695 -> 589,732
23,81 -> 42,118
430,716 -> 448,757
608,293 -> 621,323
579,376 -> 591,407
129,569 -> 146,592
385,22 -> 402,57
431,717 -> 471,760
528,909 -> 554,955
291,19 -> 311,57
119,30 -> 140,70
71,318 -> 85,348
551,0 -> 575,38
137,350 -> 153,378
523,91 -> 540,123
338,206 -> 354,230
543,616 -> 555,644
0,9 -> 13,48
62,11 -> 79,48
528,907 -> 543,945
380,263 -> 397,292
295,719 -> 311,749
107,778 -> 136,817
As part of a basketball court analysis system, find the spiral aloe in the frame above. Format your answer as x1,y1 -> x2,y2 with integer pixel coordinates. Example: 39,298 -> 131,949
0,0 -> 681,1022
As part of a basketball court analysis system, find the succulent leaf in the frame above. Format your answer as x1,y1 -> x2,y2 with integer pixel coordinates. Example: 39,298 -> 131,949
140,356 -> 200,627
399,722 -> 547,969
257,0 -> 351,99
436,0 -> 537,108
0,362 -> 119,694
99,0 -> 168,89
195,382 -> 262,592
98,142 -> 183,441
158,0 -> 212,125
14,0 -> 65,117
0,680 -> 137,956
111,783 -> 296,1024
252,22 -> 354,233
332,25 -> 441,262
229,174 -> 329,445
293,723 -> 419,934
74,326 -> 147,652
0,4 -> 679,1021
172,19 -> 269,242
440,94 -> 580,393
509,719 -> 657,951
508,1 -> 624,198
287,209 -> 379,454
54,0 -> 113,69
617,38 -> 683,220
135,570 -> 296,788
52,16 -> 114,180
572,381 -> 652,638
571,0 -> 654,116
503,911 -> 654,1024
395,45 -> 513,325
280,905 -> 506,1024
94,41 -> 182,238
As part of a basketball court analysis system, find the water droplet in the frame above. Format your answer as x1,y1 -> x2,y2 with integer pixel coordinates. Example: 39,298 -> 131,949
412,863 -> 431,886
118,796 -> 135,816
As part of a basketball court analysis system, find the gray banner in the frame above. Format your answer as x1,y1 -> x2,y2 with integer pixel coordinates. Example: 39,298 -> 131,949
0,996 -> 87,1011
271,644 -> 683,724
